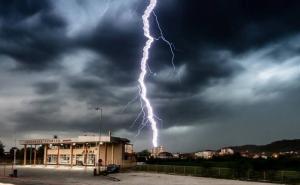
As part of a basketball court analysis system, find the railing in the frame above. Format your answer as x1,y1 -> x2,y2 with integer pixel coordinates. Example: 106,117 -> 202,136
134,164 -> 300,184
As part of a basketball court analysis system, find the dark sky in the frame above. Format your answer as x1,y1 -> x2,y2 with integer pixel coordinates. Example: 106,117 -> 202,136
1,0 -> 300,152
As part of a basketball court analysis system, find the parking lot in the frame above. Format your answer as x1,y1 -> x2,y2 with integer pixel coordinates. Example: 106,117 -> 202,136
0,166 -> 280,185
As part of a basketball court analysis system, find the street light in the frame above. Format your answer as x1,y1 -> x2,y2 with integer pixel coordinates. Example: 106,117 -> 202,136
13,148 -> 17,167
95,106 -> 102,173
95,106 -> 102,138
13,131 -> 17,169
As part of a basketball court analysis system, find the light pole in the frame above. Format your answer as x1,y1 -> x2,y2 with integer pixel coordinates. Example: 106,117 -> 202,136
95,106 -> 102,138
13,148 -> 17,167
13,132 -> 17,169
95,106 -> 102,173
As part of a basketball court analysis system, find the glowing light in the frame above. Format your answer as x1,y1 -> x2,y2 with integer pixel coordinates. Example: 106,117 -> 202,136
138,0 -> 158,147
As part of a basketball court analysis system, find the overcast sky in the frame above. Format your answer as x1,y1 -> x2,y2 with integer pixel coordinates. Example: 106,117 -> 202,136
0,0 -> 300,152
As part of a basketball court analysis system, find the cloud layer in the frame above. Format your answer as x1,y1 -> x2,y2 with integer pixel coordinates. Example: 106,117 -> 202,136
1,0 -> 300,152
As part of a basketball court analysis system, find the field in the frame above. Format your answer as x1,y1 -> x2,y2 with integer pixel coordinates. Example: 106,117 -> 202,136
0,166 -> 280,185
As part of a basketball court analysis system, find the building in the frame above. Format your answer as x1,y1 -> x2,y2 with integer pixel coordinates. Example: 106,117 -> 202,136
179,153 -> 195,159
195,150 -> 215,159
151,146 -> 165,158
157,152 -> 173,159
219,148 -> 234,156
19,133 -> 136,168
172,153 -> 180,158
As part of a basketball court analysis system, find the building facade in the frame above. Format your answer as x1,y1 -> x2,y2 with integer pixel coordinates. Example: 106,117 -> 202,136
19,134 -> 135,168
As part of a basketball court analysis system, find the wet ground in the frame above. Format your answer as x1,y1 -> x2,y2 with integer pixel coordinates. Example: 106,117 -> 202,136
0,166 -> 279,185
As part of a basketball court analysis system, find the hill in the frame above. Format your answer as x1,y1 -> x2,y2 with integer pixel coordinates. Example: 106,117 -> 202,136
230,139 -> 300,153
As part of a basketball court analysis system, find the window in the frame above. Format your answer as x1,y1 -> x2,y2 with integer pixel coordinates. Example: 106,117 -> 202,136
59,154 -> 70,164
125,144 -> 133,153
47,155 -> 57,164
87,154 -> 95,165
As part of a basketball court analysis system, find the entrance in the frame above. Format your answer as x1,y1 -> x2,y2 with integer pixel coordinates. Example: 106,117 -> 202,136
75,155 -> 84,166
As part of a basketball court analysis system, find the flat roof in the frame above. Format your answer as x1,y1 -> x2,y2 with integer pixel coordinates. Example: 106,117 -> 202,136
19,135 -> 130,145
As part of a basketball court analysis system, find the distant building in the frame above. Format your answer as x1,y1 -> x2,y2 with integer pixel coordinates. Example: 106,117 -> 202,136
219,148 -> 234,156
172,153 -> 180,158
195,150 -> 215,159
252,153 -> 269,159
19,133 -> 136,168
253,154 -> 260,159
261,155 -> 268,159
157,152 -> 173,159
179,153 -> 195,159
272,153 -> 279,158
240,150 -> 250,158
151,146 -> 165,158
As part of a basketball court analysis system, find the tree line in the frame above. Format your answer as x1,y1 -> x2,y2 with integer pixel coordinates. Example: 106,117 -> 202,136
0,140 -> 44,163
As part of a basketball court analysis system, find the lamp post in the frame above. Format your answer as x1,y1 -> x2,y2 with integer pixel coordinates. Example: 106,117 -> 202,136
95,106 -> 102,173
13,148 -> 17,167
95,107 -> 102,138
13,132 -> 17,169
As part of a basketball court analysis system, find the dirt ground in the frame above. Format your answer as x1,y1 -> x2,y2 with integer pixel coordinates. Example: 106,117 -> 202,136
0,166 -> 279,185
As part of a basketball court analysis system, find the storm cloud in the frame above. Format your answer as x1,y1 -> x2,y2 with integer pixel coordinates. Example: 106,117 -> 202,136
1,0 -> 300,152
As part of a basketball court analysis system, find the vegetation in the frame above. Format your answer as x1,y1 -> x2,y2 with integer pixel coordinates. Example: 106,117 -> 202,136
145,154 -> 300,171
0,141 -> 4,158
137,151 -> 300,184
135,164 -> 300,184
136,149 -> 151,162
0,143 -> 44,164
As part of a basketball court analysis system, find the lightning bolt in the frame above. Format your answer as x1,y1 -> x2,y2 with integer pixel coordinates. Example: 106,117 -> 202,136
153,11 -> 176,72
138,0 -> 158,147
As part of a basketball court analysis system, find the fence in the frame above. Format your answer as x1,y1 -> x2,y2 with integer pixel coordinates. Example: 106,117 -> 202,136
0,164 -> 14,177
134,164 -> 300,184
122,160 -> 137,168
